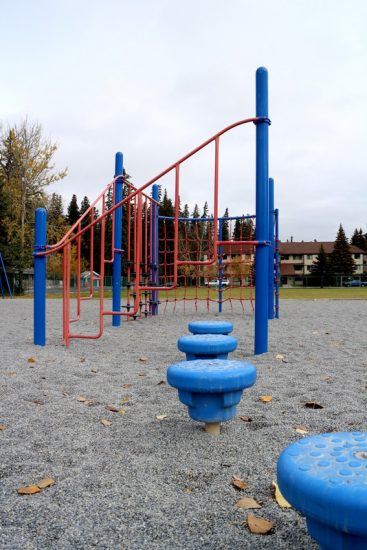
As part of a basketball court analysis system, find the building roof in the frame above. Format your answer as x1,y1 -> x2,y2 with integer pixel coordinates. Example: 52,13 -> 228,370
278,241 -> 365,255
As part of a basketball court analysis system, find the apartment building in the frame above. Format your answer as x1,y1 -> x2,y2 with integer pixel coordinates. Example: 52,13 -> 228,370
279,241 -> 366,286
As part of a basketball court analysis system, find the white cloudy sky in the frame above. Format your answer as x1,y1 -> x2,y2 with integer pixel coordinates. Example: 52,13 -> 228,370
1,0 -> 366,241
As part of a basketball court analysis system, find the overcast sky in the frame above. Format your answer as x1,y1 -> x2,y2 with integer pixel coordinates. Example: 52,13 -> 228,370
1,0 -> 366,242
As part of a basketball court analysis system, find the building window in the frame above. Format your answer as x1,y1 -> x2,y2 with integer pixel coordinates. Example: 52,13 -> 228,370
294,265 -> 302,271
307,255 -> 313,259
281,255 -> 289,260
293,255 -> 302,260
354,253 -> 360,259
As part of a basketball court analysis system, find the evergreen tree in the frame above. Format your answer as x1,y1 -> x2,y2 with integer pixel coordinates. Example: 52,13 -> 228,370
330,224 -> 356,275
233,216 -> 254,241
221,208 -> 229,241
47,193 -> 66,245
309,244 -> 332,287
66,194 -> 80,226
351,228 -> 367,252
79,196 -> 92,268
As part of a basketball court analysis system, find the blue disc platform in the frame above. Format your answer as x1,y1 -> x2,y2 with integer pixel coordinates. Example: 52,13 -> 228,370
177,334 -> 237,360
167,359 -> 256,423
188,320 -> 233,335
277,432 -> 367,550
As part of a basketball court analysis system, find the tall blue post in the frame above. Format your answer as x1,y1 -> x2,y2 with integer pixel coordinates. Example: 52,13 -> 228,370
34,207 -> 47,345
151,184 -> 159,315
268,177 -> 275,320
112,152 -> 123,327
275,208 -> 280,319
254,67 -> 270,355
218,218 -> 223,313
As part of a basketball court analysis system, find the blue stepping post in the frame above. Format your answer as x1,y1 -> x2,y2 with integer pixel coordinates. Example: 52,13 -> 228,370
277,432 -> 367,550
188,320 -> 233,335
167,359 -> 256,435
178,334 -> 237,360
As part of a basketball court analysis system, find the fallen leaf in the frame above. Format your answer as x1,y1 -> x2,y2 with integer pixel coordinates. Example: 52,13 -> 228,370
305,401 -> 323,409
139,356 -> 148,362
122,383 -> 131,388
156,414 -> 168,420
91,368 -> 97,373
275,354 -> 284,360
157,380 -> 166,386
76,395 -> 87,402
31,399 -> 44,405
0,424 -> 7,431
118,408 -> 126,415
282,359 -> 288,364
83,400 -> 94,406
295,425 -> 309,435
80,357 -> 86,363
37,477 -> 55,489
184,487 -> 193,494
105,404 -> 119,412
17,485 -> 41,495
6,372 -> 17,377
235,497 -> 261,509
27,357 -> 36,364
100,419 -> 112,427
247,514 -> 274,534
321,376 -> 332,382
232,476 -> 248,491
121,396 -> 129,404
239,416 -> 252,422
259,395 -> 273,403
138,373 -> 146,377
272,480 -> 291,508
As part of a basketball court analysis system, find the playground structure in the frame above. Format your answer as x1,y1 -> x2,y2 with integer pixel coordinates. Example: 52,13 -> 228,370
0,252 -> 12,299
33,67 -> 277,354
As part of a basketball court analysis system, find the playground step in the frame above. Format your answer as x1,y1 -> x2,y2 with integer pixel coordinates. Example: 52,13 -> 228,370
177,334 -> 237,360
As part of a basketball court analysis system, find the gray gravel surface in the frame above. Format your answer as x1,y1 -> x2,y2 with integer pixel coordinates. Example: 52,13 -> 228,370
0,298 -> 366,549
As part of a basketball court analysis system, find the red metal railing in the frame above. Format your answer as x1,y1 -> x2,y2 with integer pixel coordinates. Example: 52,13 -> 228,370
39,117 -> 266,345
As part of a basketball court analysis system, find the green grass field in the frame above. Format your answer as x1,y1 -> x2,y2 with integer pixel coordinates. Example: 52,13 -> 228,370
20,286 -> 367,300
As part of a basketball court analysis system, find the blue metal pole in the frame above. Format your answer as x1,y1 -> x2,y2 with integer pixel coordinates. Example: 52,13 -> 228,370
34,207 -> 47,345
152,184 -> 159,315
254,67 -> 270,355
112,152 -> 123,327
275,208 -> 280,319
218,219 -> 223,313
268,177 -> 275,320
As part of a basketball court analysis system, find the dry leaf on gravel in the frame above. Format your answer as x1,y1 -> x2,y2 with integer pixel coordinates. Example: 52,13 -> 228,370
37,478 -> 55,489
259,395 -> 273,403
80,357 -> 86,363
232,476 -> 248,491
139,356 -> 148,362
156,414 -> 168,420
247,514 -> 274,534
0,424 -> 7,431
295,426 -> 308,435
157,380 -> 166,385
118,409 -> 126,415
121,396 -> 129,404
235,497 -> 261,509
27,357 -> 36,363
275,354 -> 284,360
122,383 -> 131,388
305,401 -> 323,409
100,419 -> 112,427
138,373 -> 146,377
105,404 -> 120,412
239,416 -> 252,422
7,372 -> 17,377
91,368 -> 97,373
76,395 -> 87,402
17,485 -> 41,495
272,480 -> 291,508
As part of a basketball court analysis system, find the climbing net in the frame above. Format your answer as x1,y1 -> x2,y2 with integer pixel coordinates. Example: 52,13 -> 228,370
154,215 -> 255,313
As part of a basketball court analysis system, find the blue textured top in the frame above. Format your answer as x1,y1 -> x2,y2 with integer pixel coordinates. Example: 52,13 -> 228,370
277,432 -> 367,535
178,334 -> 237,354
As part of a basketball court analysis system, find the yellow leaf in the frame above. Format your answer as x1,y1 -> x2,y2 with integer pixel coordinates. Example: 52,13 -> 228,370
259,395 -> 273,403
121,396 -> 129,404
235,497 -> 261,509
231,476 -> 248,491
272,480 -> 291,508
17,484 -> 41,495
275,354 -> 284,360
76,395 -> 87,402
100,419 -> 112,427
247,514 -> 274,534
37,477 -> 55,489
156,414 -> 167,420
118,408 -> 126,415
27,357 -> 36,363
295,425 -> 308,435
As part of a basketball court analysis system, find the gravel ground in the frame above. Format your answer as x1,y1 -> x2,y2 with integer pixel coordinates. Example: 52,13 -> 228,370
0,298 -> 366,550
